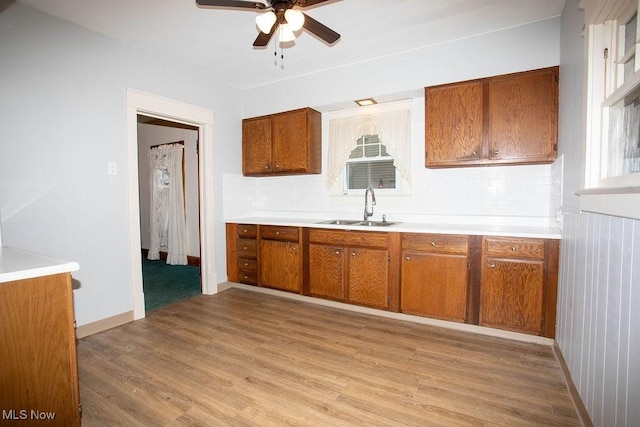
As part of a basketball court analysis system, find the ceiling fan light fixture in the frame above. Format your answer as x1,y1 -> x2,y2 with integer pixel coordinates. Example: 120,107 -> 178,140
256,11 -> 276,34
279,23 -> 296,42
284,9 -> 305,31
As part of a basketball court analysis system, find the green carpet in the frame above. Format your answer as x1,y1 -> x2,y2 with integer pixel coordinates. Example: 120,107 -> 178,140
142,257 -> 201,312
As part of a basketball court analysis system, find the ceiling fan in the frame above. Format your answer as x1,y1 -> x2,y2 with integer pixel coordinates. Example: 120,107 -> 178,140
195,0 -> 340,47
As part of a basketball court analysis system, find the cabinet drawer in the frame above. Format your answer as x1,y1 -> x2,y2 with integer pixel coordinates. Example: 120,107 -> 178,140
238,271 -> 257,285
237,224 -> 257,238
260,225 -> 299,242
483,237 -> 544,259
402,233 -> 468,254
237,257 -> 257,273
309,229 -> 388,248
237,239 -> 257,257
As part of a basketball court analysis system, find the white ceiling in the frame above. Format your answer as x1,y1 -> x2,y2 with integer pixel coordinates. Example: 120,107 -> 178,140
17,0 -> 566,90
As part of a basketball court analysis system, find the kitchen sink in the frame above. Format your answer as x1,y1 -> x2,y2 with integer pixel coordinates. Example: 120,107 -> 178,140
318,219 -> 360,225
318,219 -> 398,227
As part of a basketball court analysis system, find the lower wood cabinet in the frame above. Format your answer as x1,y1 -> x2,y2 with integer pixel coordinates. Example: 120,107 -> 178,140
479,236 -> 558,336
400,234 -> 469,322
307,229 -> 400,311
259,225 -> 302,293
226,222 -> 559,338
0,273 -> 81,426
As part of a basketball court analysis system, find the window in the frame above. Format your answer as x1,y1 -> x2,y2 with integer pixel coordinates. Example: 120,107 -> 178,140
586,0 -> 640,188
580,0 -> 640,219
326,100 -> 412,195
344,135 -> 399,191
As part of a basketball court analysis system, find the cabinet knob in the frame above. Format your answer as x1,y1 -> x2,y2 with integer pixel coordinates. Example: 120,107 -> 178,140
472,151 -> 477,156
351,251 -> 356,257
242,229 -> 248,233
276,164 -> 281,169
511,246 -> 516,251
431,241 -> 436,246
494,150 -> 499,155
243,246 -> 248,250
405,256 -> 411,261
490,263 -> 496,268
264,165 -> 269,169
335,250 -> 341,255
243,262 -> 248,266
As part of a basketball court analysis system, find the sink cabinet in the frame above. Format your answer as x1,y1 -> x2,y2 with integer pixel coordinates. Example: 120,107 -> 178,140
242,108 -> 321,176
307,229 -> 400,311
400,234 -> 470,322
425,67 -> 558,168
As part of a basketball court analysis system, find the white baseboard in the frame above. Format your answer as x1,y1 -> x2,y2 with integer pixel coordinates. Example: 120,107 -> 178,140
76,311 -> 134,339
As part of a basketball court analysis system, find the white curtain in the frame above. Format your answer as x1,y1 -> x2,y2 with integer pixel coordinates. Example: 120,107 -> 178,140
326,100 -> 411,189
147,144 -> 188,265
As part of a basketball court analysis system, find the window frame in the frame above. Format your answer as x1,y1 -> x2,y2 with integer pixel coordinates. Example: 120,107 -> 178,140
580,0 -> 640,219
342,134 -> 402,195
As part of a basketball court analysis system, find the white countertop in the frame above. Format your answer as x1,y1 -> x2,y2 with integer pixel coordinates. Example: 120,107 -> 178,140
227,217 -> 561,239
0,247 -> 79,284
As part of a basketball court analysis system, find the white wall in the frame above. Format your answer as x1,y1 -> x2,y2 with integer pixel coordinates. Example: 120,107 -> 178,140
556,1 -> 640,426
0,3 -> 242,326
137,123 -> 200,257
226,18 -> 563,227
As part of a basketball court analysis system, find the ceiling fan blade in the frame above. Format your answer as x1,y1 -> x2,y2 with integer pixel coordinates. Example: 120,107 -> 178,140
253,22 -> 278,47
195,0 -> 267,9
295,0 -> 333,7
302,13 -> 340,44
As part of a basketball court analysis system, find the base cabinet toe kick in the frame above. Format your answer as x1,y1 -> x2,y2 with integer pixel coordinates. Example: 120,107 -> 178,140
226,223 -> 559,338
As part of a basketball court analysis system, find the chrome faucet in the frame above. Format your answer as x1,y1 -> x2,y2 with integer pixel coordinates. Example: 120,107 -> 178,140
363,186 -> 376,222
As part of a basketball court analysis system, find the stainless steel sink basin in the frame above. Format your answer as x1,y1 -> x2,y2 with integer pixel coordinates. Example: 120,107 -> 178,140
318,219 -> 360,225
355,220 -> 398,227
317,219 -> 398,227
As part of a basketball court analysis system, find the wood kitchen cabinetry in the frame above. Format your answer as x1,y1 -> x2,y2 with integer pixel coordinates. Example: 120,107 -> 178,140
242,107 -> 321,176
226,223 -> 259,285
307,229 -> 400,311
0,273 -> 81,426
425,67 -> 558,167
400,234 -> 470,323
259,225 -> 303,293
479,236 -> 558,337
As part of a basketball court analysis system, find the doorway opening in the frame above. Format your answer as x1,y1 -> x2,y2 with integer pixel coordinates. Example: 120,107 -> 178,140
137,115 -> 201,311
126,89 -> 217,321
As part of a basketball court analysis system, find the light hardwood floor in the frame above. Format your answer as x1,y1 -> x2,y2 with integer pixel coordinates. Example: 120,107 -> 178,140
77,288 -> 580,426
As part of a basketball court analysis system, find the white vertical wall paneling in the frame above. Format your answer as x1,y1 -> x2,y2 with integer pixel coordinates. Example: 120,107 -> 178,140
557,211 -> 640,426
629,220 -> 639,425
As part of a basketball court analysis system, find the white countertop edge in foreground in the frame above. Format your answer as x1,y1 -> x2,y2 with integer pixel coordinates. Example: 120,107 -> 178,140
0,247 -> 79,284
227,217 -> 562,239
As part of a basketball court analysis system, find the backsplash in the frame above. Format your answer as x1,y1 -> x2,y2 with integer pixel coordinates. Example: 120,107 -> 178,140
223,159 -> 561,228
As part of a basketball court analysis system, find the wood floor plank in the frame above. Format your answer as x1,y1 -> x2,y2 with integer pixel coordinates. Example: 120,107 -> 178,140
77,288 -> 580,426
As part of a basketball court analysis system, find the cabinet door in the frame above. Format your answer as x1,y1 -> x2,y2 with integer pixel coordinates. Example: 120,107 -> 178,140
425,81 -> 484,167
272,109 -> 308,173
242,116 -> 272,175
401,251 -> 468,322
259,239 -> 301,292
480,258 -> 544,335
488,68 -> 558,163
347,248 -> 389,309
309,244 -> 345,300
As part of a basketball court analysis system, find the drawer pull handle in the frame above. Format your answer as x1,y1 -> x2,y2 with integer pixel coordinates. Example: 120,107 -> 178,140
511,246 -> 516,251
431,241 -> 436,246
243,246 -> 248,250
472,151 -> 477,156
243,229 -> 247,233
243,262 -> 249,266
276,231 -> 280,235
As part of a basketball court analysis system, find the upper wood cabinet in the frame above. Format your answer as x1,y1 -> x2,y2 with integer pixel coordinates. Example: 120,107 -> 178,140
425,67 -> 558,168
242,107 -> 321,176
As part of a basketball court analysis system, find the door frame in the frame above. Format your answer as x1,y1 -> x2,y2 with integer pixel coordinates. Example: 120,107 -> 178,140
126,89 -> 217,320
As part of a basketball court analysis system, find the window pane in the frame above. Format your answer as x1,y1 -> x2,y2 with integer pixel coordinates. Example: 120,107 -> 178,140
349,145 -> 363,159
347,160 -> 396,189
624,13 -> 637,81
364,143 -> 380,157
607,84 -> 640,177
